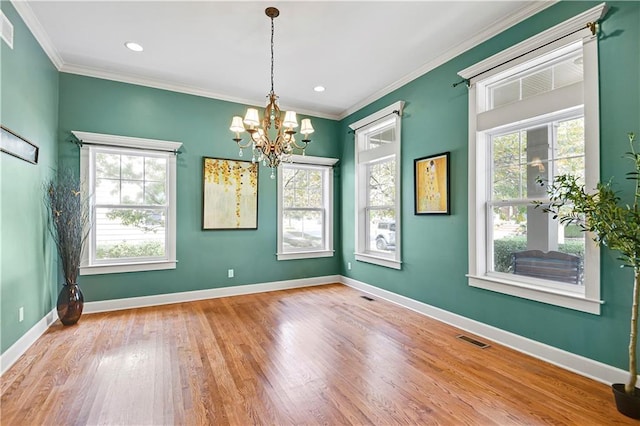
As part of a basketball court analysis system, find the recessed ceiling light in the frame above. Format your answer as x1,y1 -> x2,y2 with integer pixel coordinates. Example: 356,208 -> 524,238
313,86 -> 325,92
125,42 -> 144,52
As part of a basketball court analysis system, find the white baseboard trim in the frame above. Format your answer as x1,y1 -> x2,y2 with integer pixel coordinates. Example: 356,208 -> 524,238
340,275 -> 630,386
84,275 -> 341,314
1,308 -> 57,376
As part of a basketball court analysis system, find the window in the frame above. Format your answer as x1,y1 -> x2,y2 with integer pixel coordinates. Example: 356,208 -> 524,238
75,131 -> 182,275
350,101 -> 404,269
277,155 -> 337,260
460,4 -> 606,314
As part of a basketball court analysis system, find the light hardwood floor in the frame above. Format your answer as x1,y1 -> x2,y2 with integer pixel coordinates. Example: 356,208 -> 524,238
0,284 -> 634,425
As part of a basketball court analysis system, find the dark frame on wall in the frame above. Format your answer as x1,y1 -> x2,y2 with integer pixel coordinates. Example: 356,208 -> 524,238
202,157 -> 259,230
414,151 -> 450,215
0,125 -> 39,164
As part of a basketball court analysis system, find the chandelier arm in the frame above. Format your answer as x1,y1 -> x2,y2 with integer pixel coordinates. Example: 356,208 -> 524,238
289,139 -> 309,150
235,138 -> 254,149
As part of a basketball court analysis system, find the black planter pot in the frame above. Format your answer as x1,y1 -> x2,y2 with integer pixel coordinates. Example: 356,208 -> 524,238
612,383 -> 640,419
57,283 -> 84,326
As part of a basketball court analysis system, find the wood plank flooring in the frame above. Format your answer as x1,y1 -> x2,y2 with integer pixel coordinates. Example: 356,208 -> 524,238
0,284 -> 634,425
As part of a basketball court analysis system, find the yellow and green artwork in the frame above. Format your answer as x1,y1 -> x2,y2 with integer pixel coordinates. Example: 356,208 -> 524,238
415,152 -> 450,215
203,157 -> 258,229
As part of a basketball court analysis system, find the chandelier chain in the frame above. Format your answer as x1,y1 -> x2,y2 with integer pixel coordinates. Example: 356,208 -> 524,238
270,16 -> 275,94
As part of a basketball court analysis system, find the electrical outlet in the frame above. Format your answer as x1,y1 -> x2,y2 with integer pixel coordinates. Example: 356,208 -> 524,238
347,262 -> 352,270
19,307 -> 24,322
228,269 -> 234,278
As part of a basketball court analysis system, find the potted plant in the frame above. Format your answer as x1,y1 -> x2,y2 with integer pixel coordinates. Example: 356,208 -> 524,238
539,132 -> 640,418
44,168 -> 91,325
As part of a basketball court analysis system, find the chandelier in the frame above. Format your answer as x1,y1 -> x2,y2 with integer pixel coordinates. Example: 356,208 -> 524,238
229,7 -> 314,178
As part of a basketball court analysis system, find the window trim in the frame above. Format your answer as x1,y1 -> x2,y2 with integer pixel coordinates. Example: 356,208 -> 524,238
74,130 -> 182,275
276,154 -> 338,261
459,4 -> 606,315
350,101 -> 404,270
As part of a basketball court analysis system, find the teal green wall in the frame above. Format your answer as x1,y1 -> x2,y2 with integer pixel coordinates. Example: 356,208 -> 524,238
3,0 -> 639,376
0,1 -> 59,353
57,74 -> 342,302
340,1 -> 640,371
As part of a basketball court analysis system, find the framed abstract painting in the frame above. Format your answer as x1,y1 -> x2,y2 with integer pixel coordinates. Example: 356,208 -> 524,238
202,157 -> 258,229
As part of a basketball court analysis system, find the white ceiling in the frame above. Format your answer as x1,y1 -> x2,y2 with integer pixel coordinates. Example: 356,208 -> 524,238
13,1 -> 553,120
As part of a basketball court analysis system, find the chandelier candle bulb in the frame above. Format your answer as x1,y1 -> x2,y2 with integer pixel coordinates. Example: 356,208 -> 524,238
228,6 -> 314,169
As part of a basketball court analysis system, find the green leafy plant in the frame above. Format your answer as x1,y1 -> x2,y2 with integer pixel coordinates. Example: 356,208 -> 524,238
538,133 -> 639,395
45,168 -> 91,286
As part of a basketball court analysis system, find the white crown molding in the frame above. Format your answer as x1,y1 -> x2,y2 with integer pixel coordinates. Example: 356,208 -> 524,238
337,1 -> 558,120
458,2 -> 608,80
60,63 -> 341,121
340,276 -> 632,386
10,0 -> 63,69
0,309 -> 56,376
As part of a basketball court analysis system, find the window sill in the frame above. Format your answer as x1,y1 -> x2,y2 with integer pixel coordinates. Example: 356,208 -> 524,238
80,260 -> 177,275
277,250 -> 334,261
467,273 -> 602,315
355,252 -> 402,270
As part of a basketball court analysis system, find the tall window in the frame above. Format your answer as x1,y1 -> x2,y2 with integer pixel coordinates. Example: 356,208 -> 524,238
460,4 -> 606,314
350,101 -> 404,269
277,155 -> 337,260
76,131 -> 182,275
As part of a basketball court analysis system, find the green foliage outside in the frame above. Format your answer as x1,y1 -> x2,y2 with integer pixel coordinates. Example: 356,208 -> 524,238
493,237 -> 585,273
97,241 -> 164,259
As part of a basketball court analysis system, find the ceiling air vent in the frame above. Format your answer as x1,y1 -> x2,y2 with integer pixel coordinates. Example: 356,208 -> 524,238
1,10 -> 14,49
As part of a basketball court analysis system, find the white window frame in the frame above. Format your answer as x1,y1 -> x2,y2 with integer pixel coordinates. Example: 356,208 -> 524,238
350,101 -> 404,270
74,131 -> 182,275
459,3 -> 607,314
277,154 -> 338,260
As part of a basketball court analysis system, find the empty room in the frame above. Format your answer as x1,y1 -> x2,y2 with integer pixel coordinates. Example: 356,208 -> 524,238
1,0 -> 640,424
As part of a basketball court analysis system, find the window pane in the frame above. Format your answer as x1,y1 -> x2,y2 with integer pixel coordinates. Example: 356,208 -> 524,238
491,204 -> 585,285
95,178 -> 120,204
121,155 -> 144,180
145,181 -> 166,205
95,207 -> 166,260
492,118 -> 585,201
491,80 -> 520,109
360,121 -> 396,152
282,210 -> 324,251
553,54 -> 583,88
96,153 -> 120,179
488,46 -> 583,111
145,157 -> 166,181
121,181 -> 144,204
368,208 -> 395,253
368,159 -> 395,206
283,168 -> 323,208
492,130 -> 526,200
522,68 -> 552,99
